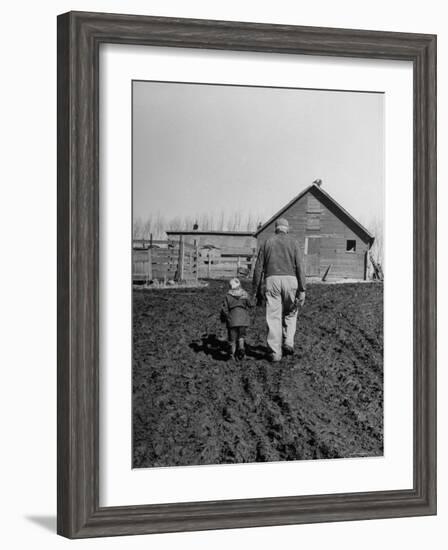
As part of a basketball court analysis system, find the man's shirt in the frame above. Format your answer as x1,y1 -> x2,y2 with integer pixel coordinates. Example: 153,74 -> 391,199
253,232 -> 306,293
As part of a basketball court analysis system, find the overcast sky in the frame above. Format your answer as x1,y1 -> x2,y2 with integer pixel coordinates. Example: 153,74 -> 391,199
133,81 -> 384,229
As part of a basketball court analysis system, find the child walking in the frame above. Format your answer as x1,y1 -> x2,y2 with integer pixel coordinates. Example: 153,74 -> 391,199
220,278 -> 252,360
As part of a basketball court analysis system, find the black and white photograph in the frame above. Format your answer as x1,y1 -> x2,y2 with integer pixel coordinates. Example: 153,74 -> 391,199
1,0 -> 441,544
132,80 -> 384,469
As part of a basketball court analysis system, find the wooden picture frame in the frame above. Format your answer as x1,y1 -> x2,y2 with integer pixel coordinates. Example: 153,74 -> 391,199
57,11 -> 437,538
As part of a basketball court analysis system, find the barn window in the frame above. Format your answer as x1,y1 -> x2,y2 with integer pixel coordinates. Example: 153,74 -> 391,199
346,239 -> 356,252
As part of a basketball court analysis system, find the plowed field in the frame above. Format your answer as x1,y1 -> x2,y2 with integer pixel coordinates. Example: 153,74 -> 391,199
133,280 -> 383,468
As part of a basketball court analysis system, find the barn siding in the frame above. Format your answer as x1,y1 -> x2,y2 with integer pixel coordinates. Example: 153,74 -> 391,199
257,198 -> 307,251
256,187 -> 370,280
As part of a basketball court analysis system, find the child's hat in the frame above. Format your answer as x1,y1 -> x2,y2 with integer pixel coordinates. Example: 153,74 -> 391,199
229,278 -> 241,290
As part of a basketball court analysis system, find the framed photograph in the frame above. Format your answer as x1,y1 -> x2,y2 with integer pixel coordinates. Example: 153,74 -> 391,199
57,11 -> 436,538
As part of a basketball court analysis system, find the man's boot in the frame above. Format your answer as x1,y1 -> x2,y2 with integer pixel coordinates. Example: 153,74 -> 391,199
282,344 -> 294,356
229,341 -> 237,360
236,338 -> 246,361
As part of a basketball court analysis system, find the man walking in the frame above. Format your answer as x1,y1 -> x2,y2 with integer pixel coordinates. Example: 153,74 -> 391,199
252,218 -> 306,362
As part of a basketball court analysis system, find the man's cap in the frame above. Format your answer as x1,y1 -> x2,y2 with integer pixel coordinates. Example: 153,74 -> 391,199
275,218 -> 289,230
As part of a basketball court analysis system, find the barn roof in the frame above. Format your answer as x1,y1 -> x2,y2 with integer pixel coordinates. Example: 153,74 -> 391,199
254,183 -> 375,244
166,230 -> 254,237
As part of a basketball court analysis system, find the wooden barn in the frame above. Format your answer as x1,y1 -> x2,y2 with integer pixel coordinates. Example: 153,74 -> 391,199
255,182 -> 375,281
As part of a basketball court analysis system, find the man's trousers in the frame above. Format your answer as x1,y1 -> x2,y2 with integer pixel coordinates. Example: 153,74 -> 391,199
265,275 -> 298,360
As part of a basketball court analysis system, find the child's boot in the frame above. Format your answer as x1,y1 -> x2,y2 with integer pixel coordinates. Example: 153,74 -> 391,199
236,338 -> 246,361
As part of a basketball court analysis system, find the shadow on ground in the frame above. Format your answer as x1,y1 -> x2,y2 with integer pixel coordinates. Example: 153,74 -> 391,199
189,333 -> 269,361
25,515 -> 56,533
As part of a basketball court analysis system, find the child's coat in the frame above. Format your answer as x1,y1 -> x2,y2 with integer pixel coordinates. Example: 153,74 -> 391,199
220,288 -> 252,327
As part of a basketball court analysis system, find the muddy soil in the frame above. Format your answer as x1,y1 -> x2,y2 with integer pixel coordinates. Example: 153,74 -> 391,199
133,280 -> 383,468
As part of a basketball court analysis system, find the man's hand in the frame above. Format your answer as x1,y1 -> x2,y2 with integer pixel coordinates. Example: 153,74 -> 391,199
289,291 -> 305,315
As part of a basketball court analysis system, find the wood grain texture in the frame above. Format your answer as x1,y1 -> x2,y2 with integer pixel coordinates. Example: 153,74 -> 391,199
57,11 -> 437,538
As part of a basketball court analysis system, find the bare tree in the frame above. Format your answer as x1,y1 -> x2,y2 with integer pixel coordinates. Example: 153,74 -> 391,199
154,212 -> 165,239
227,210 -> 243,231
134,210 -> 266,240
167,215 -> 183,231
217,210 -> 226,231
198,212 -> 215,231
133,217 -> 144,240
360,215 -> 384,280
143,218 -> 153,240
367,216 -> 384,266
182,215 -> 195,231
245,212 -> 264,232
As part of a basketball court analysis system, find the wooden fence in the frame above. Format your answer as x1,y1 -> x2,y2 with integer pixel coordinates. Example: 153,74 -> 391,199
133,237 -> 257,283
198,249 -> 256,280
133,237 -> 199,283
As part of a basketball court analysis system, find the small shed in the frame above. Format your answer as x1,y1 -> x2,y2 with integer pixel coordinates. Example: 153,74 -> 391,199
255,183 -> 375,280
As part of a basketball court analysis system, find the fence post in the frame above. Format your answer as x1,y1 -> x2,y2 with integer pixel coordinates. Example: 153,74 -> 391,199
194,240 -> 199,282
166,246 -> 171,284
207,250 -> 211,278
250,248 -> 257,277
180,236 -> 185,281
237,256 -> 241,276
147,247 -> 152,283
175,235 -> 185,282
